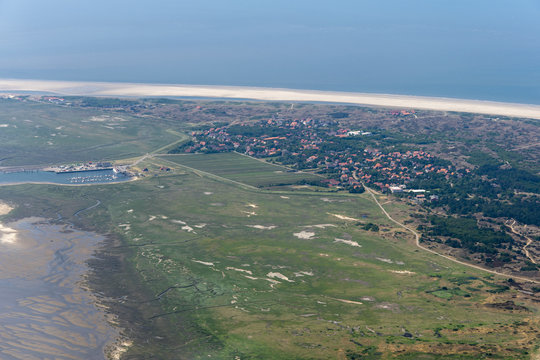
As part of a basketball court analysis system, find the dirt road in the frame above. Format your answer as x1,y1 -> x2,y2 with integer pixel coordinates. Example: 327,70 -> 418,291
363,185 -> 539,284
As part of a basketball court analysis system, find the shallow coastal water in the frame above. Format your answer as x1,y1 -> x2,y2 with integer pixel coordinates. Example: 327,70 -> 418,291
0,169 -> 130,185
0,218 -> 119,360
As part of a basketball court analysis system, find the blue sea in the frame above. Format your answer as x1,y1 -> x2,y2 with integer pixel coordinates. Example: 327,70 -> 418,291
0,1 -> 539,104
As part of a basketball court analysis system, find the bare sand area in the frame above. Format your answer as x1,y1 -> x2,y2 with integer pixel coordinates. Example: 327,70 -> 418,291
2,78 -> 540,119
0,201 -> 13,216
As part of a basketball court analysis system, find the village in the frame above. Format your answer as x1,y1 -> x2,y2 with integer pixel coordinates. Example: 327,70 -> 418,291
174,115 -> 464,199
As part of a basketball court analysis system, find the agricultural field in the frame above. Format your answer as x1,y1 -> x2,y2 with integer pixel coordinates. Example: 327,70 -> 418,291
160,152 -> 323,188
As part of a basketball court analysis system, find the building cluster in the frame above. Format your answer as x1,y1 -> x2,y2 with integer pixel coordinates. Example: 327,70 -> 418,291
182,118 -> 462,195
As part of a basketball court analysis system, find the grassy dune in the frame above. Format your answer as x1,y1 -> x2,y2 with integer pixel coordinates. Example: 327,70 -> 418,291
0,100 -> 537,359
1,168 -> 537,359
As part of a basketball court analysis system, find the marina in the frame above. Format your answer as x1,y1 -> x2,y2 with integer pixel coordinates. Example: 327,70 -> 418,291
0,168 -> 132,185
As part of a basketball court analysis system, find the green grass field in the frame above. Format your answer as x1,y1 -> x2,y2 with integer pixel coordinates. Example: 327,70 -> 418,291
1,168 -> 537,359
160,152 -> 323,187
0,99 -> 179,166
0,99 -> 538,359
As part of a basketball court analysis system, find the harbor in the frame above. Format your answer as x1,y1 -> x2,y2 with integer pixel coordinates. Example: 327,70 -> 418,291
0,168 -> 132,185
43,161 -> 115,174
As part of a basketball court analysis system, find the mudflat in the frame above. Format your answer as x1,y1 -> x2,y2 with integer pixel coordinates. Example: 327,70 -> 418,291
0,218 -> 119,360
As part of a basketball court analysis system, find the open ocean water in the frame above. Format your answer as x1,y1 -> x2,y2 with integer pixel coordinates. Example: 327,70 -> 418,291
0,1 -> 539,104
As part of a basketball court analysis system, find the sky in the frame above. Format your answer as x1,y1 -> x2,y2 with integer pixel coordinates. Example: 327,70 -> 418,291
0,0 -> 539,103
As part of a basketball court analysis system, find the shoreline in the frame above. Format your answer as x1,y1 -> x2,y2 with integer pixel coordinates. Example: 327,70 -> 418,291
0,216 -> 123,359
1,78 -> 540,120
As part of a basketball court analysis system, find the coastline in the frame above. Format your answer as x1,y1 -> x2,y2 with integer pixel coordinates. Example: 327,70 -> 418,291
1,78 -> 540,120
0,215 -> 123,359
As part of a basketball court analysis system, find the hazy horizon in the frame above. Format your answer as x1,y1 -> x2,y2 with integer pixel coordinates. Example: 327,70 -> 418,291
1,1 -> 539,104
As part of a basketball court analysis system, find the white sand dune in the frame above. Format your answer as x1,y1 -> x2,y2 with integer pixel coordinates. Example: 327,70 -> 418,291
329,213 -> 360,222
192,260 -> 214,266
334,238 -> 362,247
246,225 -> 277,230
266,272 -> 294,282
390,270 -> 416,275
293,231 -> 315,239
226,267 -> 253,275
2,79 -> 540,119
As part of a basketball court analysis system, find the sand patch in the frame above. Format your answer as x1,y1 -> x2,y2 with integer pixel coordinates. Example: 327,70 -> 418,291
242,211 -> 257,217
280,196 -> 290,199
109,340 -> 133,360
89,116 -> 108,122
246,225 -> 276,230
329,297 -> 362,305
148,215 -> 156,221
118,224 -> 131,231
181,225 -> 195,233
171,219 -> 187,225
127,209 -> 133,213
266,272 -> 294,282
294,271 -> 314,277
376,257 -> 393,264
0,201 -> 14,216
390,270 -> 415,275
226,267 -> 253,275
192,260 -> 214,266
293,231 -> 315,239
203,192 -> 213,195
246,203 -> 258,208
0,124 -> 9,127
265,278 -> 281,287
194,223 -> 207,228
0,223 -> 17,244
244,275 -> 258,280
329,213 -> 360,221
334,238 -> 362,247
375,302 -> 400,312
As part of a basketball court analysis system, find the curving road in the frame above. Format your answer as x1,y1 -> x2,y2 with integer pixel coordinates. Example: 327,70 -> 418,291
507,220 -> 537,265
363,185 -> 540,284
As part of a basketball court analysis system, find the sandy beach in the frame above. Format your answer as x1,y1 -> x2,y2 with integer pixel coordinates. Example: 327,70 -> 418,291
2,78 -> 540,120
